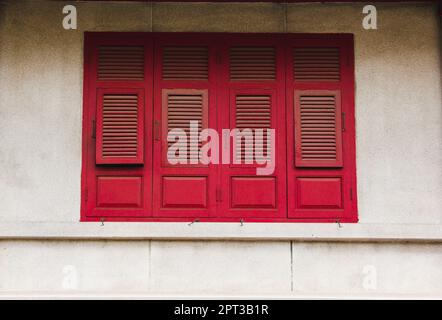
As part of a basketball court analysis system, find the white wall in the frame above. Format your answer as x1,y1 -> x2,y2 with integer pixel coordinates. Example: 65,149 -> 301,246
0,1 -> 441,297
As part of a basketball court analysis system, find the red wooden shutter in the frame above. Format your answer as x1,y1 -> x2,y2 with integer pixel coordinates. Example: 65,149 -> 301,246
218,37 -> 287,219
82,34 -> 153,219
287,35 -> 357,221
96,89 -> 144,164
294,90 -> 343,167
152,35 -> 217,218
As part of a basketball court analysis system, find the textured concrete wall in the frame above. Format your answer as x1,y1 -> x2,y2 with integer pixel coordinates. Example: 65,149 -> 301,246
1,240 -> 442,297
0,1 -> 442,297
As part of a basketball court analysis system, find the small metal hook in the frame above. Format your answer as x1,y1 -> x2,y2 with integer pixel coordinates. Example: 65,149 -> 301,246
100,217 -> 105,226
188,218 -> 199,226
240,219 -> 244,227
335,219 -> 342,228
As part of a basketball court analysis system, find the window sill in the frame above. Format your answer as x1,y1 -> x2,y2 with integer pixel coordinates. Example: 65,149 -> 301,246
0,221 -> 441,243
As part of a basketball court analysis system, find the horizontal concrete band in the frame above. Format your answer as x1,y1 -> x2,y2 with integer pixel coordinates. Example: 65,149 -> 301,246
1,222 -> 442,242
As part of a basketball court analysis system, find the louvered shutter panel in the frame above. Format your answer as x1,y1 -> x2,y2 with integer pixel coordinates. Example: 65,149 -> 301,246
96,89 -> 144,164
218,38 -> 286,219
294,90 -> 342,167
153,38 -> 216,218
162,89 -> 208,164
98,46 -> 144,81
234,94 -> 272,164
293,47 -> 340,81
287,35 -> 357,221
162,46 -> 209,80
230,47 -> 276,81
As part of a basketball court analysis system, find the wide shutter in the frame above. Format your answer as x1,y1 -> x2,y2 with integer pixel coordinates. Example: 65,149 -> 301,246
287,35 -> 357,221
218,37 -> 287,219
82,34 -> 153,219
152,36 -> 217,218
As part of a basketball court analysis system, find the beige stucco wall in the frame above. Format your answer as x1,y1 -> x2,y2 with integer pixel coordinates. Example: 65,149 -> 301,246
0,1 -> 441,297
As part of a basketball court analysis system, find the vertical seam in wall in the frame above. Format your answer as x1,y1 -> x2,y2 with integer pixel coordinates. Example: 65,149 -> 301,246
148,240 -> 152,292
290,241 -> 294,292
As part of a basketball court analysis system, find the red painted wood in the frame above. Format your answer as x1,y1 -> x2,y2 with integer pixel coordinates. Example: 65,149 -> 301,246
294,89 -> 343,167
152,34 -> 218,218
162,176 -> 208,208
286,34 -> 357,220
217,34 -> 287,219
81,32 -> 358,223
96,88 -> 145,164
81,33 -> 153,219
96,176 -> 143,208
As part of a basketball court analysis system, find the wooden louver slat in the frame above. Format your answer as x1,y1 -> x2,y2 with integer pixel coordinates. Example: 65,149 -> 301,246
295,90 -> 342,167
234,94 -> 272,163
293,47 -> 340,81
162,46 -> 209,80
98,46 -> 144,81
165,90 -> 207,163
230,47 -> 276,81
96,91 -> 144,164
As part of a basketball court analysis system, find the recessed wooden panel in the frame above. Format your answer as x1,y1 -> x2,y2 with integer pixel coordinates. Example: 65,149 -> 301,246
96,176 -> 142,208
297,178 -> 342,209
231,177 -> 276,209
162,176 -> 207,208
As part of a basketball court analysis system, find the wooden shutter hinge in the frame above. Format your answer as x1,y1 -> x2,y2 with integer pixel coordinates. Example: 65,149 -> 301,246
342,112 -> 346,132
350,187 -> 353,201
154,120 -> 160,141
92,120 -> 96,139
216,188 -> 222,202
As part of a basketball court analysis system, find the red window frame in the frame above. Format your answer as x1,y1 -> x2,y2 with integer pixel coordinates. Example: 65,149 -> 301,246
81,32 -> 358,223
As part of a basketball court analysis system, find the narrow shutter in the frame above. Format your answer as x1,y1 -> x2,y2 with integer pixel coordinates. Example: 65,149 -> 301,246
152,38 -> 216,218
218,38 -> 286,219
294,90 -> 342,167
82,34 -> 152,220
96,89 -> 144,164
287,35 -> 357,221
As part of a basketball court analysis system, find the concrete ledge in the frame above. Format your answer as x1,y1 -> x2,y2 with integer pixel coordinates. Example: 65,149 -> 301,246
0,222 -> 442,242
